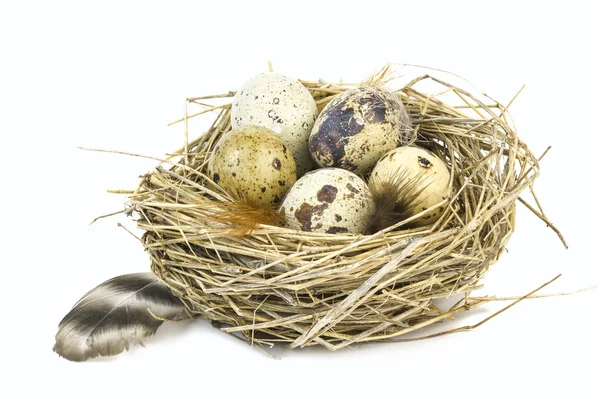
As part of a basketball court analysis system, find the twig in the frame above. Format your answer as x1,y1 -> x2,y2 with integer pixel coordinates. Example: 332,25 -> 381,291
389,274 -> 562,342
90,209 -> 125,225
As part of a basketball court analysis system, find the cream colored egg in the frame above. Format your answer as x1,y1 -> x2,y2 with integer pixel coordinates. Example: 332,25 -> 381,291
369,146 -> 451,226
207,125 -> 296,208
279,168 -> 373,234
309,86 -> 413,175
231,73 -> 318,176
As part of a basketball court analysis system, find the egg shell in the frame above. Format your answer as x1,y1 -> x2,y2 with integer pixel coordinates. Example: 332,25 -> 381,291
280,167 -> 373,234
207,125 -> 296,208
370,146 -> 451,226
309,86 -> 412,174
231,73 -> 318,176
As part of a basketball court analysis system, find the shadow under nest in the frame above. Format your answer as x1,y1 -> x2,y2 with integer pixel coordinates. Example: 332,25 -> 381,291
128,73 -> 551,351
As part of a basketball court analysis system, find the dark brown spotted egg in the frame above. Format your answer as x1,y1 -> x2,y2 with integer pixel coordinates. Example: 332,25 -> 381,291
279,168 -> 373,234
207,125 -> 296,208
309,86 -> 413,175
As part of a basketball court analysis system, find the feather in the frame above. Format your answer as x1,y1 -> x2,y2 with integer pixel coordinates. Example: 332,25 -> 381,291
53,273 -> 188,362
200,199 -> 285,237
367,168 -> 433,233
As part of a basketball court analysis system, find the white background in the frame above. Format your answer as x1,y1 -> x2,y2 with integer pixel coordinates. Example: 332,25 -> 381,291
1,1 -> 598,406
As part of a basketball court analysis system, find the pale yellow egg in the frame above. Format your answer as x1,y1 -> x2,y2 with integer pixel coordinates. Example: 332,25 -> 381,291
369,146 -> 451,226
207,125 -> 296,208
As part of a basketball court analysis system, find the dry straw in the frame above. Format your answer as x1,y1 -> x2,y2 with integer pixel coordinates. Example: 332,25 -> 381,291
126,65 -> 566,351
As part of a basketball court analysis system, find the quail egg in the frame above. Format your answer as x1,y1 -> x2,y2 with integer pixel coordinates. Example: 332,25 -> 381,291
309,86 -> 412,175
369,146 -> 451,226
231,72 -> 318,176
207,125 -> 296,208
279,167 -> 373,234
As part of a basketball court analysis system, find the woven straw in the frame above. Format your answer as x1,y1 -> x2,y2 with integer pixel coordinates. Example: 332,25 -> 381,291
128,69 -> 557,350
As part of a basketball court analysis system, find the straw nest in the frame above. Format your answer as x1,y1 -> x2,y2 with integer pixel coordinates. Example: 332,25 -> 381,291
127,68 -> 562,351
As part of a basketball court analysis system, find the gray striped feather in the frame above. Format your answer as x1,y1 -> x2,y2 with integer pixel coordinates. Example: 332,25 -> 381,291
53,273 -> 188,362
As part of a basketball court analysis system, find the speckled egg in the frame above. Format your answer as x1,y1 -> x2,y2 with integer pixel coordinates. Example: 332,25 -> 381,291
369,146 -> 451,226
207,125 -> 296,208
279,168 -> 373,234
309,86 -> 413,175
231,73 -> 318,176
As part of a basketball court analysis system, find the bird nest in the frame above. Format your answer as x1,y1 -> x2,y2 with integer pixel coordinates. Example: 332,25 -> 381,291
128,69 -> 560,351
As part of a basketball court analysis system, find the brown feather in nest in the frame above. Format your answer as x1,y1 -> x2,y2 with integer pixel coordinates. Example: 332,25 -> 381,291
367,168 -> 433,233
200,199 -> 285,237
